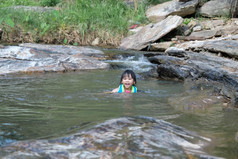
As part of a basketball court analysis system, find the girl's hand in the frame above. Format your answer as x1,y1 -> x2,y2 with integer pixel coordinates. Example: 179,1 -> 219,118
112,87 -> 119,93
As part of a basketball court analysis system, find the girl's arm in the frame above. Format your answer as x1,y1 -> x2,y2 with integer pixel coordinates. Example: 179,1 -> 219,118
112,87 -> 119,93
99,87 -> 119,94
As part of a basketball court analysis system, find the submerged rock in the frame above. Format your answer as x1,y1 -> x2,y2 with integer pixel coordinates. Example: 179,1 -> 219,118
0,44 -> 109,75
168,80 -> 224,112
0,116 -> 222,159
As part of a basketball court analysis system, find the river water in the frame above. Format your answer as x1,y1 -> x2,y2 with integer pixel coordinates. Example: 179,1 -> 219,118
0,50 -> 238,158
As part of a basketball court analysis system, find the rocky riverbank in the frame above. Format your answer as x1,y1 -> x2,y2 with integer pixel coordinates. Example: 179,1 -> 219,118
120,0 -> 238,107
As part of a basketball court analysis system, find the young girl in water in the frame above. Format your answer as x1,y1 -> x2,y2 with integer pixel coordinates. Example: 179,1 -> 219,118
112,70 -> 137,93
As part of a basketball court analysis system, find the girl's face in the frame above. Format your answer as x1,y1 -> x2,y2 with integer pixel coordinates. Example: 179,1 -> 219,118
121,74 -> 135,90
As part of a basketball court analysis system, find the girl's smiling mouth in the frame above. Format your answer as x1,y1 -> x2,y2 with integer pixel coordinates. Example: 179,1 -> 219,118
125,83 -> 131,87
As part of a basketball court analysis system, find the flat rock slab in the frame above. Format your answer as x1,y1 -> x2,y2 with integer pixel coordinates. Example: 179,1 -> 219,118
120,15 -> 183,50
19,43 -> 105,56
189,29 -> 221,39
176,36 -> 238,59
0,44 -> 109,75
204,40 -> 238,58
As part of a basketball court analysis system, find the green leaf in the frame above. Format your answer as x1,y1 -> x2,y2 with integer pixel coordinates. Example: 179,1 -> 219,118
40,25 -> 50,36
0,18 -> 3,24
41,23 -> 47,29
25,15 -> 30,22
52,10 -> 60,17
64,38 -> 68,44
51,10 -> 60,21
5,17 -> 15,28
73,42 -> 78,46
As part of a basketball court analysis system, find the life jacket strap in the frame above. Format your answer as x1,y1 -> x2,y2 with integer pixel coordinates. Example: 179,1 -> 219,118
118,84 -> 137,93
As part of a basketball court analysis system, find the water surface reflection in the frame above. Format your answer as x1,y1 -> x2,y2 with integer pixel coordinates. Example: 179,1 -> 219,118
0,70 -> 237,158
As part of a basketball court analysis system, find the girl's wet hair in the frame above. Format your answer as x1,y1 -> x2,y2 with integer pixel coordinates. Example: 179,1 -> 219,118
120,70 -> 136,85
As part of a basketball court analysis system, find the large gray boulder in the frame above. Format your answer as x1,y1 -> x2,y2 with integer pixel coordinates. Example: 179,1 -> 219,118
198,0 -> 231,17
146,0 -> 198,22
120,15 -> 183,50
147,49 -> 238,106
0,44 -> 109,75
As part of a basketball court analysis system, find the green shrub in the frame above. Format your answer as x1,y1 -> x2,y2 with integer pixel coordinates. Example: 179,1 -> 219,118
0,0 -> 149,45
183,18 -> 192,25
40,0 -> 61,7
0,0 -> 39,7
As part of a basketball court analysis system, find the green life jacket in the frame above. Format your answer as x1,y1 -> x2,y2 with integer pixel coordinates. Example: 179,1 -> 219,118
118,84 -> 137,93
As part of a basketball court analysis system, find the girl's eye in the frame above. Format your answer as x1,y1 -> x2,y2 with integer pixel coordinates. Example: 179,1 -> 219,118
123,77 -> 132,80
